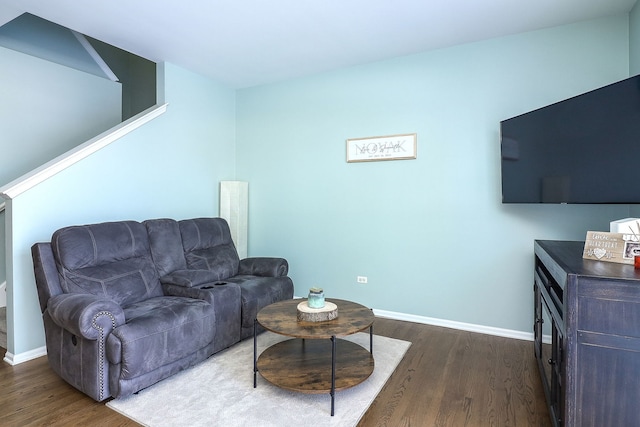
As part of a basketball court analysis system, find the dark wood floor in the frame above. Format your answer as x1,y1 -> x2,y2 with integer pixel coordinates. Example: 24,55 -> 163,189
0,317 -> 551,426
360,318 -> 551,426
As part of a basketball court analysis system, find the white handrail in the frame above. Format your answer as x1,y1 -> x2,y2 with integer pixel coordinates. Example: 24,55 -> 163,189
0,103 -> 168,200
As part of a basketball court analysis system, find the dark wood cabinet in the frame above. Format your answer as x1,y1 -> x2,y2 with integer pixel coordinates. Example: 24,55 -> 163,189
534,240 -> 640,427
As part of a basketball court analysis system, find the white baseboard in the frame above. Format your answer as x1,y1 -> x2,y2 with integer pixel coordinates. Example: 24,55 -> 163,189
3,346 -> 47,365
293,295 -> 534,341
373,308 -> 534,342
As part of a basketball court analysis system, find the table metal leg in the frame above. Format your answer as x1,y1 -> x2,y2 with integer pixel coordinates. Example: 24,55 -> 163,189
369,324 -> 373,355
331,335 -> 336,416
253,319 -> 258,388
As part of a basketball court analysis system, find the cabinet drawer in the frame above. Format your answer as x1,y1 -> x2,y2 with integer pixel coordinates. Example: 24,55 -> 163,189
578,278 -> 640,337
578,296 -> 640,338
578,278 -> 640,302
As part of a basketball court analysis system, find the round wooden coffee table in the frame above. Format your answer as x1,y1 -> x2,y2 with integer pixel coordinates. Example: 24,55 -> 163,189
253,298 -> 375,416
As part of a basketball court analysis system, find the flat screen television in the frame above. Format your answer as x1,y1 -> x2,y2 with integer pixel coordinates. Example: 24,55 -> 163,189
500,75 -> 640,204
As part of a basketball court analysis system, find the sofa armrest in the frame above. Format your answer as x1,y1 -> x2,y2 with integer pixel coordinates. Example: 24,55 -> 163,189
159,269 -> 223,288
32,242 -> 64,313
238,257 -> 289,277
47,293 -> 125,340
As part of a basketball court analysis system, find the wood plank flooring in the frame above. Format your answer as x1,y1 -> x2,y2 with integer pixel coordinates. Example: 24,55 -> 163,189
0,317 -> 550,426
360,318 -> 551,426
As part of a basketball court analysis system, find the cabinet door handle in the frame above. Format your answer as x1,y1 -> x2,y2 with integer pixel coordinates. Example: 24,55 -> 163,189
547,358 -> 555,366
534,318 -> 543,330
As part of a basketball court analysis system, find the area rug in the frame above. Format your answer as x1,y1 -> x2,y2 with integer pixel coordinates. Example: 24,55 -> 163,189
107,332 -> 411,427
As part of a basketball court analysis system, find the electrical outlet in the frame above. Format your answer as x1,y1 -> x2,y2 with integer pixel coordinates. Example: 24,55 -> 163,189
357,276 -> 368,284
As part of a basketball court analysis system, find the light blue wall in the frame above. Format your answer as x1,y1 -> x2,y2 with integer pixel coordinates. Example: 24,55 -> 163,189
0,46 -> 122,186
237,16 -> 631,333
6,63 -> 236,355
0,45 -> 121,293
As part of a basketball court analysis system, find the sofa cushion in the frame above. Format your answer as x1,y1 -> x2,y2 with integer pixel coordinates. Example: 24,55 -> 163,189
179,218 -> 239,280
106,296 -> 215,378
52,221 -> 163,307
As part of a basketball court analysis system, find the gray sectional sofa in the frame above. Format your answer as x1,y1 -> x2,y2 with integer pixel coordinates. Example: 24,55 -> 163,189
31,217 -> 293,401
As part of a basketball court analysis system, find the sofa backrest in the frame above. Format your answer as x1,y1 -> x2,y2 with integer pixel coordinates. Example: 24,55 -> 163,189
178,218 -> 240,280
144,218 -> 187,277
51,221 -> 163,307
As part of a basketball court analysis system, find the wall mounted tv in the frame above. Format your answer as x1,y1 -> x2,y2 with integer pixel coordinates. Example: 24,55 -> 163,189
500,75 -> 640,204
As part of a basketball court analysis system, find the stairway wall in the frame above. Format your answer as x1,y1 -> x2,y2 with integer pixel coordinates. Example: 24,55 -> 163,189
0,45 -> 121,288
0,45 -> 121,187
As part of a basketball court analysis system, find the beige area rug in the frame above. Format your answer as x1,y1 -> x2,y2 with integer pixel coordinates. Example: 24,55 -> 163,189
107,332 -> 411,427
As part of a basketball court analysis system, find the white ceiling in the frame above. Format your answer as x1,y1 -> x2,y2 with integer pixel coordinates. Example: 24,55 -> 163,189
1,0 -> 637,88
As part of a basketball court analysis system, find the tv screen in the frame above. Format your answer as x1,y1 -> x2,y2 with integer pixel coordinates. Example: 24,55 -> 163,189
500,75 -> 640,204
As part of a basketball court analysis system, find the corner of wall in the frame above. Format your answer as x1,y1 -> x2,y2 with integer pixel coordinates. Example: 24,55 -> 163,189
156,62 -> 166,104
629,2 -> 640,75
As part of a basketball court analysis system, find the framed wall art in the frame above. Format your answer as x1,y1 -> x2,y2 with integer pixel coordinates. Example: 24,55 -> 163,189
346,133 -> 417,163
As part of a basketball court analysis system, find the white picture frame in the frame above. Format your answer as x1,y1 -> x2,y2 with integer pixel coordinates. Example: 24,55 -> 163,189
346,133 -> 417,163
